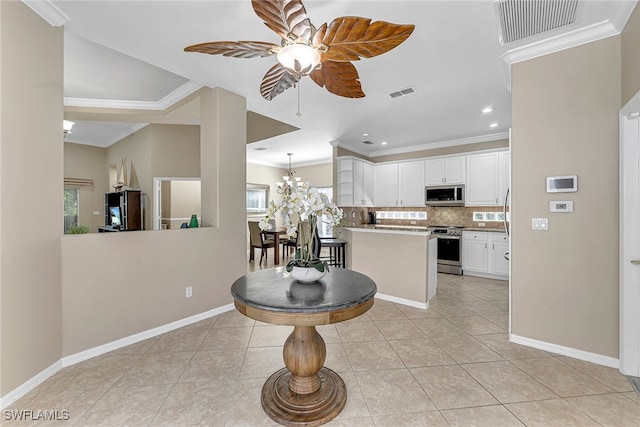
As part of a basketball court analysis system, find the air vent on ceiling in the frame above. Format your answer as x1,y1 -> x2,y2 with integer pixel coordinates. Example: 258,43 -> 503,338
361,140 -> 374,145
388,87 -> 416,99
495,0 -> 579,45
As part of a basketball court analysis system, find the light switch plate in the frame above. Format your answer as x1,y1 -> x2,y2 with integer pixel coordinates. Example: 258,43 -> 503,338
532,218 -> 549,230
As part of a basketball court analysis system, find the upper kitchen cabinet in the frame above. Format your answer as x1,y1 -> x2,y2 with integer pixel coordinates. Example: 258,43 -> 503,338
374,160 -> 425,206
425,156 -> 465,185
337,157 -> 373,207
399,160 -> 426,205
374,163 -> 398,206
465,150 -> 510,206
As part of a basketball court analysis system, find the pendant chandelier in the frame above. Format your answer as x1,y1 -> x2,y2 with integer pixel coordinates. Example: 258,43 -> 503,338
276,153 -> 302,196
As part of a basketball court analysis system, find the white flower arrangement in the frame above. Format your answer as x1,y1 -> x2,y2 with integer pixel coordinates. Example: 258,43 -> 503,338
259,181 -> 344,272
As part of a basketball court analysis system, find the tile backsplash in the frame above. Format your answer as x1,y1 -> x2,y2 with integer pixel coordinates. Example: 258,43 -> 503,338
340,206 -> 506,229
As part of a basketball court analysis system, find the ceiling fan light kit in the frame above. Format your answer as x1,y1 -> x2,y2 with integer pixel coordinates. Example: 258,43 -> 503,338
184,0 -> 414,100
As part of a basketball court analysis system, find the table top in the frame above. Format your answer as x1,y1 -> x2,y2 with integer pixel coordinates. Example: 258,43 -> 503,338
230,267 -> 376,314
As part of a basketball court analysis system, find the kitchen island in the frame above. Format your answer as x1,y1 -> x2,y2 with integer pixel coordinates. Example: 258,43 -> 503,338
340,225 -> 437,308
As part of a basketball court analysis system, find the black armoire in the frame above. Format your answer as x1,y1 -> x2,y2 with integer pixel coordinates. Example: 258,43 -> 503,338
104,190 -> 142,231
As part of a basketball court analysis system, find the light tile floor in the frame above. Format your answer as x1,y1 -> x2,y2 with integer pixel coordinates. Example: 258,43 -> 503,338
5,261 -> 639,426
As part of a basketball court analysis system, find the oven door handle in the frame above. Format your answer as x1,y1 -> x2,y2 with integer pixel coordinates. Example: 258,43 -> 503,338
436,235 -> 461,240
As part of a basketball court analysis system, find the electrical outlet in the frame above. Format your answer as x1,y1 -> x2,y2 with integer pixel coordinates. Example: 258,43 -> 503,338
410,220 -> 417,225
185,286 -> 192,298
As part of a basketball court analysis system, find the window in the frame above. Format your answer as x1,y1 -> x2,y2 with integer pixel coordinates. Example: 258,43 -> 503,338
64,188 -> 79,233
246,183 -> 270,214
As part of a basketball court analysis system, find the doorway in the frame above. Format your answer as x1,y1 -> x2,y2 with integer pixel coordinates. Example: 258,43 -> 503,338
619,90 -> 640,376
152,177 -> 201,230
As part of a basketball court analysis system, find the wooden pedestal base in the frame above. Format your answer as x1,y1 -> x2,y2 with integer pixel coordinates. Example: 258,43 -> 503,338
261,367 -> 346,427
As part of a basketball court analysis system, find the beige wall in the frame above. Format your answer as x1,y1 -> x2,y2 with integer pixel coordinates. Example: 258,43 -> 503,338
297,162 -> 333,188
62,87 -> 247,356
64,143 -> 108,232
511,36 -> 621,357
622,3 -> 640,105
0,2 -> 63,395
150,124 -> 200,178
171,180 -> 201,225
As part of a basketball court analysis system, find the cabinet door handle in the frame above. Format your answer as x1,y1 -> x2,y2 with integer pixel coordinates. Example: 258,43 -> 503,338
631,260 -> 640,265
485,243 -> 487,249
493,243 -> 495,249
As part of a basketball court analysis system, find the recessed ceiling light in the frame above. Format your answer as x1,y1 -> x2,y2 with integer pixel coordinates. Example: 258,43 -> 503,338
630,111 -> 640,118
381,141 -> 388,145
253,147 -> 267,151
362,133 -> 369,137
489,122 -> 498,128
482,106 -> 493,113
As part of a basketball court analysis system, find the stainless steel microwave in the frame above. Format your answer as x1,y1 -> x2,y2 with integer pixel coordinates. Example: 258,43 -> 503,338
425,185 -> 465,206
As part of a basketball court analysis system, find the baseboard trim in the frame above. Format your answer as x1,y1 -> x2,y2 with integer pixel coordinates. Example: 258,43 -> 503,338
1,304 -> 235,411
376,293 -> 429,310
510,333 -> 619,369
62,304 -> 235,367
0,360 -> 62,410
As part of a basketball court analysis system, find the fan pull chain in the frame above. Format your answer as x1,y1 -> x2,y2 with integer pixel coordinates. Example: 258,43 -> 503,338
296,81 -> 302,117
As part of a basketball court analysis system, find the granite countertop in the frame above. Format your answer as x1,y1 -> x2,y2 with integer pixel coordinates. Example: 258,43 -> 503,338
464,227 -> 507,233
343,224 -> 431,234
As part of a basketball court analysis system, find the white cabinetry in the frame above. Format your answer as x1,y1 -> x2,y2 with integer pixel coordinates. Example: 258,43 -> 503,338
426,156 -> 465,185
337,157 -> 373,207
462,231 -> 509,279
466,153 -> 499,206
399,160 -> 426,205
374,160 -> 425,206
465,150 -> 510,206
374,163 -> 398,206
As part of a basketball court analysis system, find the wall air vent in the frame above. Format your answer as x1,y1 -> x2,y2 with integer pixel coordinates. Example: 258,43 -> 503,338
388,87 -> 416,99
361,140 -> 374,145
494,0 -> 579,45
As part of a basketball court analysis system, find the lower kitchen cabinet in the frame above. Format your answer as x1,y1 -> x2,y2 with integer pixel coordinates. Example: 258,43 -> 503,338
462,231 -> 508,279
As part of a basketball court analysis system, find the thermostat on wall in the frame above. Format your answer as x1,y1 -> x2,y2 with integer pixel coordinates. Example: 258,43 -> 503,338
546,175 -> 577,193
550,200 -> 573,212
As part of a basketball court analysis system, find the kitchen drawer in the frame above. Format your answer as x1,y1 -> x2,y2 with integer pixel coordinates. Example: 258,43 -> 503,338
489,232 -> 508,242
463,231 -> 488,241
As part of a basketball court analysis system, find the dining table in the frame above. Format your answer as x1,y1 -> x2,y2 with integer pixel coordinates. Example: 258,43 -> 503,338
261,229 -> 282,265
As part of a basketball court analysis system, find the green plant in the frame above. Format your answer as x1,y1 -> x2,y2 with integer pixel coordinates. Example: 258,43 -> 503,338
67,224 -> 90,234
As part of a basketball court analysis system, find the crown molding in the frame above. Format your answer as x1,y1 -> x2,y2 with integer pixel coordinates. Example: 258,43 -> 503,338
329,140 -> 371,157
610,0 -> 639,32
22,0 -> 69,27
246,158 -> 332,169
64,81 -> 202,110
367,132 -> 510,158
500,19 -> 621,88
65,123 -> 149,148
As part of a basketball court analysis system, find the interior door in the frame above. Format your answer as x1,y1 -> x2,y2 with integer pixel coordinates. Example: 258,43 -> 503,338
620,90 -> 640,376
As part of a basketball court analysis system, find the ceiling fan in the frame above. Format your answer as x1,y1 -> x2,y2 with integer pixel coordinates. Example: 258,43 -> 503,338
184,0 -> 414,101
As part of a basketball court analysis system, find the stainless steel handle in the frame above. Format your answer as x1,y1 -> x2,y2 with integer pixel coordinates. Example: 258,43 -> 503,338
493,243 -> 495,249
631,260 -> 640,265
484,243 -> 487,249
503,188 -> 510,237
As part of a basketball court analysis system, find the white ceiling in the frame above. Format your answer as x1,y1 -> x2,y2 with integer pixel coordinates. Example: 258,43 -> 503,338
51,0 -> 636,168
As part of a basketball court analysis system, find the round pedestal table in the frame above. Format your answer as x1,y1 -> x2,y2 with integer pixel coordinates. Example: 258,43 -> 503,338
230,267 -> 376,427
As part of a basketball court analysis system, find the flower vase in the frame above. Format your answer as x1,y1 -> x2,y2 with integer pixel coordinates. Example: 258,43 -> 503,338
290,265 -> 327,283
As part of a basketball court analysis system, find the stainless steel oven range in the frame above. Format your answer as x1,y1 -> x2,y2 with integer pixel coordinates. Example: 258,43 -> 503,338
428,226 -> 464,275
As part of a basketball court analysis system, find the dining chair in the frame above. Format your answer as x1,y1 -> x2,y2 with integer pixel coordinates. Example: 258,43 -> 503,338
248,221 -> 275,265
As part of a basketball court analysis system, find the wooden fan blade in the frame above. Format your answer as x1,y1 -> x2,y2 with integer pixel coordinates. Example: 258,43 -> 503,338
184,41 -> 278,58
313,17 -> 414,62
260,63 -> 298,100
310,61 -> 364,98
252,0 -> 313,43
